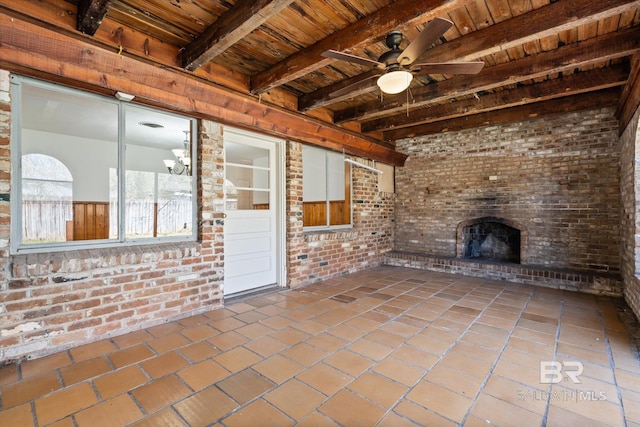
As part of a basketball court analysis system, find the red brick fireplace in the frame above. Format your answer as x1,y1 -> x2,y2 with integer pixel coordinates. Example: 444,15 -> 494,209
389,107 -> 623,296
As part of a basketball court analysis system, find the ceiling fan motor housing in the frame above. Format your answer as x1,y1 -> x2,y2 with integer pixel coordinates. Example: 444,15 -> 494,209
385,31 -> 404,49
378,31 -> 405,66
378,50 -> 403,67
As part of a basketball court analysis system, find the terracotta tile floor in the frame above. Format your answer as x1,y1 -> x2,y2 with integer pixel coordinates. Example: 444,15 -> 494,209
2,266 -> 640,426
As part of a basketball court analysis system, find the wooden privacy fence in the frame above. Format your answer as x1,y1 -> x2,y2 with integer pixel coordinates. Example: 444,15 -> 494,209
22,199 -> 192,242
22,200 -> 72,242
123,199 -> 193,237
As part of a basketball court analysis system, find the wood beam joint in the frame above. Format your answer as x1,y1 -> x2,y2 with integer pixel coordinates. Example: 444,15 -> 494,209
182,0 -> 295,71
77,0 -> 112,36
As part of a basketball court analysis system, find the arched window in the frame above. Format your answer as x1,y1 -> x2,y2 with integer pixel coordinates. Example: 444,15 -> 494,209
21,153 -> 73,243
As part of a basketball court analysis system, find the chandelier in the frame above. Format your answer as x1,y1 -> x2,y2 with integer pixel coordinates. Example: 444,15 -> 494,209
164,130 -> 191,175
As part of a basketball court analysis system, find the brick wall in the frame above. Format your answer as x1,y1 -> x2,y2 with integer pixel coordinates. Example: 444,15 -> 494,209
394,108 -> 621,289
619,106 -> 640,319
0,71 -> 394,361
286,141 -> 394,288
0,72 -> 225,362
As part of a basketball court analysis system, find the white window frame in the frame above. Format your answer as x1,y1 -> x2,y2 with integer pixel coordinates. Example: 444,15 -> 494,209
10,75 -> 198,254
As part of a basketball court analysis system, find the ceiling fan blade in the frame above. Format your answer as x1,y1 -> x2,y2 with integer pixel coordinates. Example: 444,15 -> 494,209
329,73 -> 381,98
399,17 -> 453,65
322,50 -> 385,68
412,61 -> 485,75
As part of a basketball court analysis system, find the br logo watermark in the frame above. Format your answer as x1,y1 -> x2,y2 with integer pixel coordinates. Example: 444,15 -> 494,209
539,361 -> 583,384
517,360 -> 608,402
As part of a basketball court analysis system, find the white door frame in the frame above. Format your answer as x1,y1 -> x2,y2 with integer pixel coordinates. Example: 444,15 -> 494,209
275,136 -> 287,290
223,127 -> 286,295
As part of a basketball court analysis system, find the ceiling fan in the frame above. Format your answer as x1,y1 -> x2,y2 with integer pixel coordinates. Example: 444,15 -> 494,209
321,17 -> 484,98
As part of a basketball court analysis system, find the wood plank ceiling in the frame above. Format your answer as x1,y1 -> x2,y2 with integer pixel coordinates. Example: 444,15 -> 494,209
1,0 -> 639,165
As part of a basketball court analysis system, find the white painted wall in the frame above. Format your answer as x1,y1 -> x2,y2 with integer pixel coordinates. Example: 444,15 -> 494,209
23,129 -> 173,201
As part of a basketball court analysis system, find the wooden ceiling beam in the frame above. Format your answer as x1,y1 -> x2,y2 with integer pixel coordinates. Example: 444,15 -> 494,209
361,65 -> 628,134
77,0 -> 112,36
0,12 -> 406,166
301,0 -> 638,112
335,26 -> 640,124
182,0 -> 295,71
249,0 -> 475,94
418,0 -> 640,64
616,52 -> 640,134
385,89 -> 621,139
0,1 -> 184,68
1,2 -> 255,92
298,70 -> 380,111
0,0 -> 76,30
299,70 -> 382,112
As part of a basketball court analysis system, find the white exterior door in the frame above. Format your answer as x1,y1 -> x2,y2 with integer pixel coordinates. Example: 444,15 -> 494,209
223,128 -> 281,295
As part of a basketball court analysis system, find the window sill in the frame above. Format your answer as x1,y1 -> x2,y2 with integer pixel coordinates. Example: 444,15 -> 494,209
11,239 -> 200,262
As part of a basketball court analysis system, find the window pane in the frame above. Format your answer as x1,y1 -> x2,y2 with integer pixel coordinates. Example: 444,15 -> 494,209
327,151 -> 349,225
124,170 -> 155,237
226,165 -> 270,191
302,145 -> 328,226
20,83 -> 118,243
225,189 -> 270,211
226,142 -> 270,167
22,154 -> 73,243
302,146 -> 327,201
327,151 -> 345,200
125,105 -> 193,239
302,145 -> 351,228
225,142 -> 271,211
157,174 -> 192,236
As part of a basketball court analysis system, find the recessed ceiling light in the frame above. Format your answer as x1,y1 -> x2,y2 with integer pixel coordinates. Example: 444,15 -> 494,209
138,121 -> 164,129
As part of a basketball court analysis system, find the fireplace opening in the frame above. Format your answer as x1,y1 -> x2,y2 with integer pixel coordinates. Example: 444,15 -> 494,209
460,218 -> 522,263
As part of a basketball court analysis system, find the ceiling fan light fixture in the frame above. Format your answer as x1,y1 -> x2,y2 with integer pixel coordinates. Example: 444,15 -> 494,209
377,70 -> 413,94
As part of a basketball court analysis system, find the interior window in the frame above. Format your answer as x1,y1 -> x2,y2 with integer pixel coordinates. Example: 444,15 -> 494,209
12,76 -> 197,252
302,145 -> 351,228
